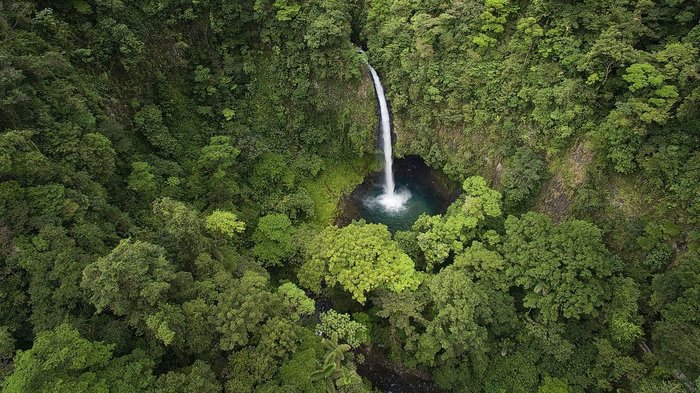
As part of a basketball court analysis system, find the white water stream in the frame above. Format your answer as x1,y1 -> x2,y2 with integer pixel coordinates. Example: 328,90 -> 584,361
365,60 -> 410,212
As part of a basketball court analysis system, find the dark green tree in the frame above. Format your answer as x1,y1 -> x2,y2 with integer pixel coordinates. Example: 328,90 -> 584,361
252,213 -> 295,267
503,212 -> 615,322
81,239 -> 176,329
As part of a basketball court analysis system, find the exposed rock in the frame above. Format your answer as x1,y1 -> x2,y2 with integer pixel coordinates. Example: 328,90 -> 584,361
535,141 -> 594,222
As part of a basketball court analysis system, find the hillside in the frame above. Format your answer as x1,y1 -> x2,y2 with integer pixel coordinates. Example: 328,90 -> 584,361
0,1 -> 698,392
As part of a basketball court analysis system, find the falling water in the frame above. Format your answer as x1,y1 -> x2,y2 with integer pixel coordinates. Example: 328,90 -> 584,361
365,60 -> 411,212
368,65 -> 395,195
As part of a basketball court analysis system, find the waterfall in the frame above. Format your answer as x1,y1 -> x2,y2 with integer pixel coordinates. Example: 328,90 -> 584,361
363,53 -> 411,212
368,65 -> 396,196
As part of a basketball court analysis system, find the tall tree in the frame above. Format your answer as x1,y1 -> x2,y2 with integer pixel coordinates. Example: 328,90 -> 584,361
3,324 -> 154,393
503,212 -> 615,322
252,213 -> 295,267
81,239 -> 176,329
413,176 -> 502,269
299,222 -> 420,303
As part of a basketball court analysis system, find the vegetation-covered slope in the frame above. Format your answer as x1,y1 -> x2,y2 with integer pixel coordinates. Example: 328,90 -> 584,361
0,0 -> 698,392
364,0 -> 698,237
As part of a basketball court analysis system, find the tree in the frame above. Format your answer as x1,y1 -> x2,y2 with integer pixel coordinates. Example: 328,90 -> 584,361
212,271 -> 314,351
225,346 -> 276,392
277,332 -> 327,392
416,266 -> 517,366
299,222 -> 420,304
503,212 -> 615,322
590,338 -> 644,391
213,272 -> 270,350
316,311 -> 368,349
78,133 -> 116,182
249,152 -> 295,197
0,130 -> 51,183
453,241 -> 508,291
276,282 -> 315,320
1,0 -> 697,390
473,0 -> 517,48
25,184 -> 71,228
134,105 -> 177,155
275,187 -> 316,221
154,360 -> 221,393
273,0 -> 301,22
252,213 -> 294,267
460,176 -> 502,219
197,136 -> 240,174
152,197 -> 205,258
310,339 -> 366,393
483,350 -> 538,393
205,210 -> 245,238
2,324 -> 154,393
500,146 -> 547,209
304,4 -> 352,50
81,239 -> 176,328
179,298 -> 218,356
144,303 -> 185,346
0,326 -> 15,380
214,272 -> 272,351
13,225 -> 91,332
538,376 -> 571,393
621,62 -> 679,124
413,176 -> 502,269
518,320 -> 574,364
190,136 -> 240,205
128,161 -> 157,199
257,316 -> 303,360
602,277 -> 643,346
650,248 -> 700,377
374,287 -> 429,358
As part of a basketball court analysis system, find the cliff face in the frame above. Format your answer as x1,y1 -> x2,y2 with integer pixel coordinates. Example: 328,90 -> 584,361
392,118 -> 502,183
534,141 -> 594,223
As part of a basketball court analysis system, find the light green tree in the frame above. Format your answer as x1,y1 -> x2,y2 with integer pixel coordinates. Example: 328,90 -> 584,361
316,311 -> 368,349
299,222 -> 420,304
205,210 -> 245,238
128,161 -> 157,198
2,324 -> 154,393
310,339 -> 366,393
538,376 -> 571,393
453,241 -> 508,290
414,176 -> 502,269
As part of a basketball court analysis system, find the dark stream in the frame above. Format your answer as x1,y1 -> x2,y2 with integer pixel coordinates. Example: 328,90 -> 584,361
356,348 -> 448,393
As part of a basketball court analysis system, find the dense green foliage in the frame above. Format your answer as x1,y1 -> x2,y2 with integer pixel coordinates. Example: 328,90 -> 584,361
300,222 -> 420,303
0,0 -> 698,392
